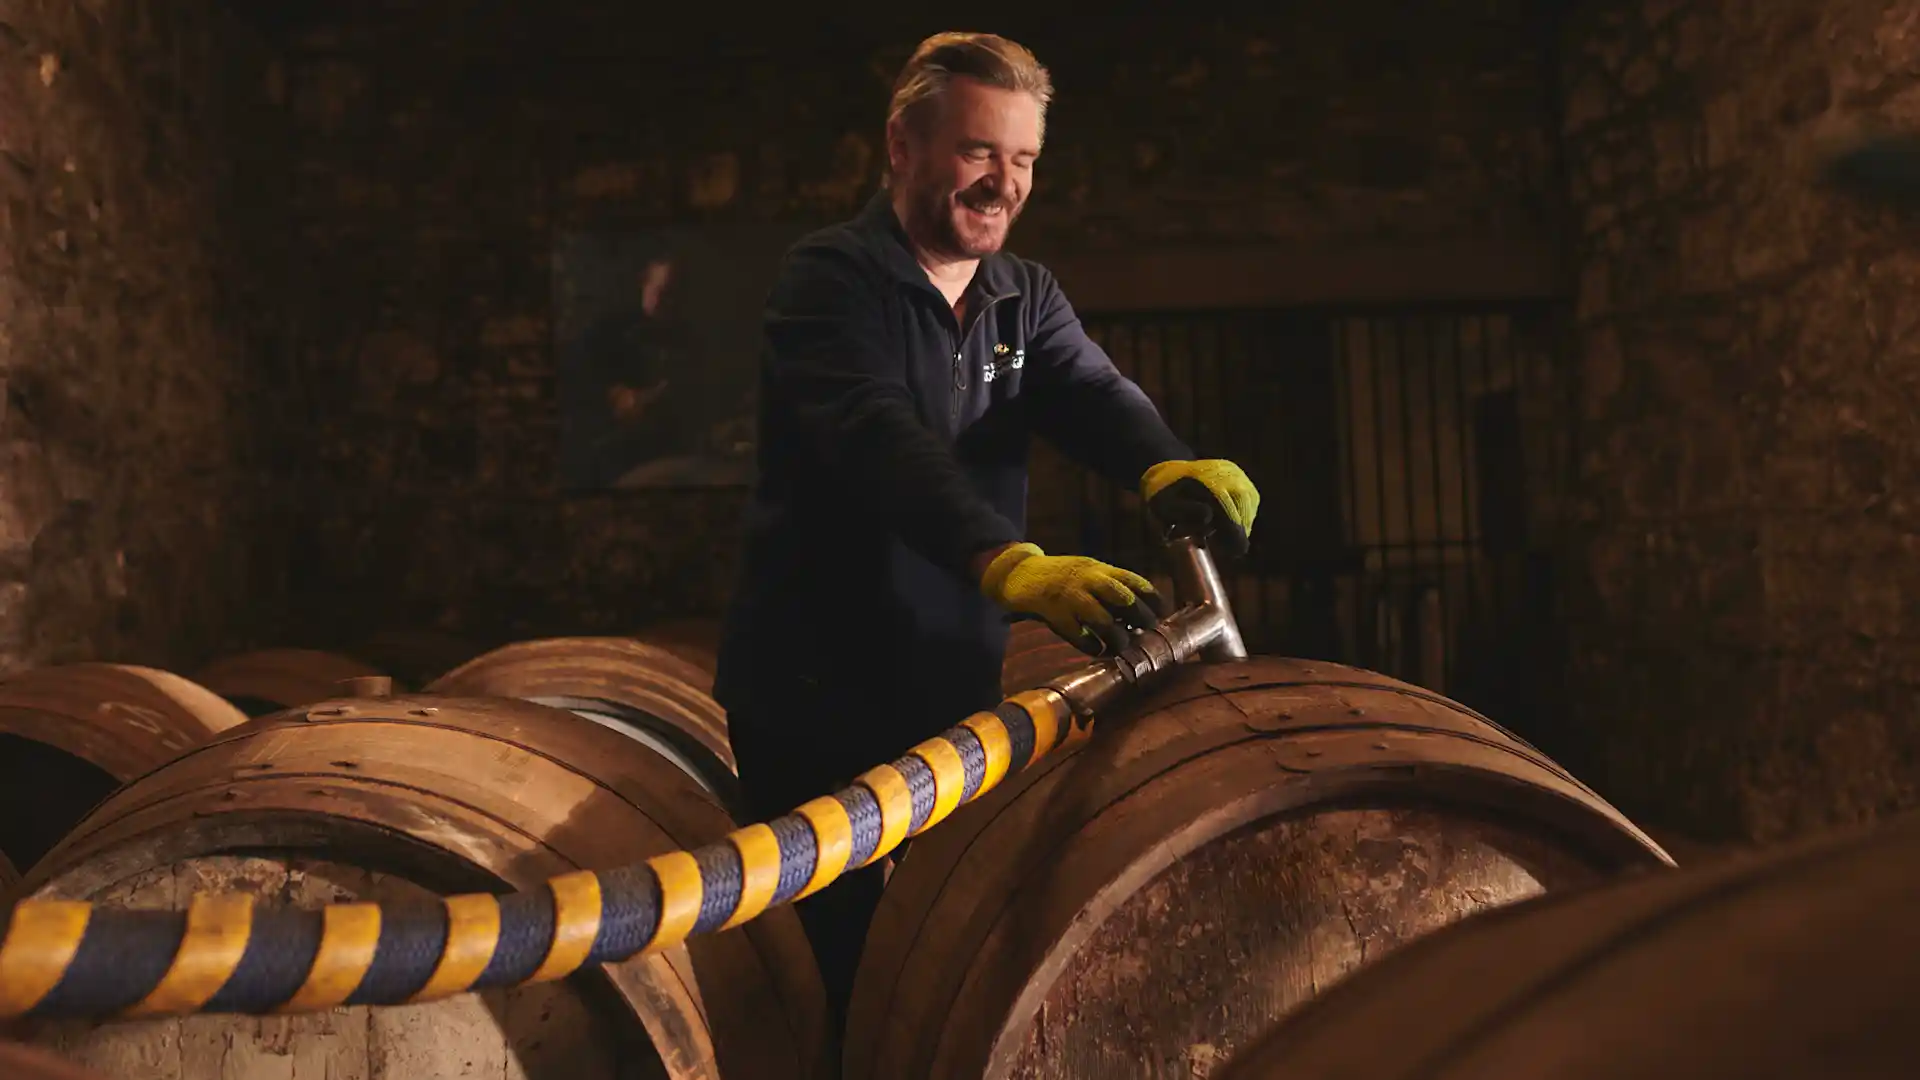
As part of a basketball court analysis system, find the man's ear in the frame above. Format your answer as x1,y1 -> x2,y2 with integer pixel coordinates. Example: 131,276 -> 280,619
885,115 -> 915,177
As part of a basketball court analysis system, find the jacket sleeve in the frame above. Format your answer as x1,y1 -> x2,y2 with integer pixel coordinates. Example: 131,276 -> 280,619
1022,267 -> 1194,488
766,242 -> 1023,580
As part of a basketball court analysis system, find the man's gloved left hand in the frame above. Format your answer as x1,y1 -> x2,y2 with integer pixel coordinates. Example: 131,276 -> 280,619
1140,459 -> 1261,558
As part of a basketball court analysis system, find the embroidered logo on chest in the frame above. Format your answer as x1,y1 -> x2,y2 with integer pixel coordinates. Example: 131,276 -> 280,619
983,343 -> 1026,383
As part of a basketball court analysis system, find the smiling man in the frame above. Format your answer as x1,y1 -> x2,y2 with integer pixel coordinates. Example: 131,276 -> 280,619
712,31 -> 1260,1044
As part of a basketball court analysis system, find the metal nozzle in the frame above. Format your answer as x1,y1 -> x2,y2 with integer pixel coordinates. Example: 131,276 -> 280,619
1044,529 -> 1248,716
1160,531 -> 1247,662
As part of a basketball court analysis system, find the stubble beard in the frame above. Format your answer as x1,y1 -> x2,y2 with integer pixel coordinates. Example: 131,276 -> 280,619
910,175 -> 1021,261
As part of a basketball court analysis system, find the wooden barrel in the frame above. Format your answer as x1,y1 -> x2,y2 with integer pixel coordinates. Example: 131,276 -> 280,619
0,664 -> 247,873
0,1040 -> 111,1080
429,636 -> 739,814
1215,808 -> 1920,1080
1000,620 -> 1091,696
12,693 -> 829,1080
191,647 -> 389,716
844,657 -> 1673,1080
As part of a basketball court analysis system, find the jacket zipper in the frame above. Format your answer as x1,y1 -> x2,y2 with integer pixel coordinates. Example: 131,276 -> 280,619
950,293 -> 1015,426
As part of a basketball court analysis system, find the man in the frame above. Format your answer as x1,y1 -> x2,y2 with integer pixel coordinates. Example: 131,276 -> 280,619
712,31 -> 1260,1039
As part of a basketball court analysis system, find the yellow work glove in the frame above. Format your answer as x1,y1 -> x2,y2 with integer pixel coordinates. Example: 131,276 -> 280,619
980,543 -> 1167,656
1140,459 -> 1261,558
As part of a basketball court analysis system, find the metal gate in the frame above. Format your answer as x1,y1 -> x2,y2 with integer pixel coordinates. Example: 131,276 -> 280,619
1028,302 -> 1575,739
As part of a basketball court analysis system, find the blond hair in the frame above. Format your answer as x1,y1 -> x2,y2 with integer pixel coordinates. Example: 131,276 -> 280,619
886,32 -> 1054,141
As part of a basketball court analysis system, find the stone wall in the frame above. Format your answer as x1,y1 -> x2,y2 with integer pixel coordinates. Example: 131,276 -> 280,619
1559,0 -> 1920,841
0,1 -> 282,673
258,3 -> 1564,647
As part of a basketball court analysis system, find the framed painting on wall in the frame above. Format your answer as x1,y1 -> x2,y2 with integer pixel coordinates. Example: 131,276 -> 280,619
552,222 -> 816,491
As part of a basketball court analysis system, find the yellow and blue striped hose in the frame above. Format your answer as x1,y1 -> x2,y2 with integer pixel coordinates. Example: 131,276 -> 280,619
0,688 -> 1083,1020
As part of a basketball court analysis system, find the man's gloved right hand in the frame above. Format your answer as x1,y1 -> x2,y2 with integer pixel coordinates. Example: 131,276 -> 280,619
1140,459 -> 1260,558
979,542 -> 1167,656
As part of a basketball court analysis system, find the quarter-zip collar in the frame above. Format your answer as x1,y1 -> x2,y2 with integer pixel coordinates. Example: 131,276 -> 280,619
855,189 -> 1024,314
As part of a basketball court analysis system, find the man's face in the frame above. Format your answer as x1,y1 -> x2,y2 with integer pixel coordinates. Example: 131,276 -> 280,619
891,77 -> 1042,261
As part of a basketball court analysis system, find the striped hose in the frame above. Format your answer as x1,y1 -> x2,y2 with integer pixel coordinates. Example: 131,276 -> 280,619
0,687 -> 1084,1020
